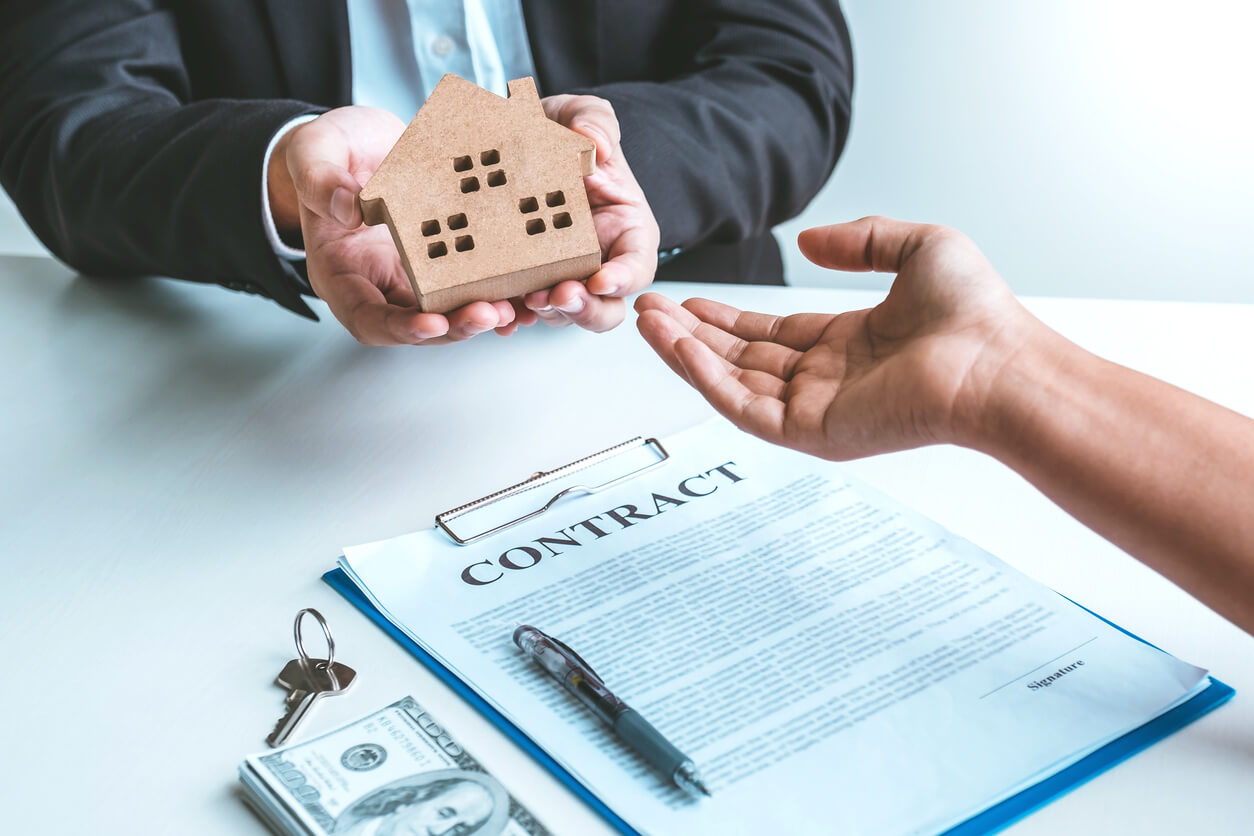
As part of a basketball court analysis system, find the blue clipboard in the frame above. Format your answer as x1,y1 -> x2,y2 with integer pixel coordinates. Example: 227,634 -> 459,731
324,567 -> 1233,836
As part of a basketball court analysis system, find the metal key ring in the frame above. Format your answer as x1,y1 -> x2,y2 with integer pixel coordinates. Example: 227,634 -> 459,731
294,608 -> 335,671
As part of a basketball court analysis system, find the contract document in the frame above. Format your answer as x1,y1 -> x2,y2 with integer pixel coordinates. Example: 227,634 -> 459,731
336,419 -> 1219,835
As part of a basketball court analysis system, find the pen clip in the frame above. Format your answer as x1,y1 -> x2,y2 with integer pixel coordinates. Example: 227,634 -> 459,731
549,634 -> 604,684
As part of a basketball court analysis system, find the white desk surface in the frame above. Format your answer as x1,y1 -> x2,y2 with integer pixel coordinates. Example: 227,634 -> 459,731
2,254 -> 1252,834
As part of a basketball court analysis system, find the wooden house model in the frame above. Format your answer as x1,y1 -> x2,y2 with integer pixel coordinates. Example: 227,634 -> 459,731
359,74 -> 601,313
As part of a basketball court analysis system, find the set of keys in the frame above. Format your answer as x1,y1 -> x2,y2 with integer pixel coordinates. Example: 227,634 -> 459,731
266,608 -> 357,748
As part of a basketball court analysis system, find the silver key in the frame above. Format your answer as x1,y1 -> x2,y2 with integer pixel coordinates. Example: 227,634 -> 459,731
267,658 -> 356,747
274,657 -> 327,692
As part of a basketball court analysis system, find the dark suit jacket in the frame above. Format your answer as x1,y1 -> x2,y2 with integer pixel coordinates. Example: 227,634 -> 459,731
0,0 -> 853,318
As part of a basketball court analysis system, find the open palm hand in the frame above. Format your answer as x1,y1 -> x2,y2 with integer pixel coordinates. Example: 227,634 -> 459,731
636,217 -> 1035,460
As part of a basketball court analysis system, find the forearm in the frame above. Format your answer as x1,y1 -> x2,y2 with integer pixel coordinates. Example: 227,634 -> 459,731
10,99 -> 311,274
0,1 -> 320,315
975,322 -> 1254,631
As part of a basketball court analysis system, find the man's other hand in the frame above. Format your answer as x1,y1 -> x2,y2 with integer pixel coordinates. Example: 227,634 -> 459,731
519,94 -> 660,334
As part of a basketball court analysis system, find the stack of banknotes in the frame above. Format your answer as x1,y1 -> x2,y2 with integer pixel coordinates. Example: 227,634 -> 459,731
240,696 -> 552,836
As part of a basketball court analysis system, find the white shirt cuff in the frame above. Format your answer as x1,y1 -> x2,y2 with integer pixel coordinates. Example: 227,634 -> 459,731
261,114 -> 319,261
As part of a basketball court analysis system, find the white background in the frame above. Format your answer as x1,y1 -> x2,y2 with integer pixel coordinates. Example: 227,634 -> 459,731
776,0 -> 1254,301
2,0 -> 1251,301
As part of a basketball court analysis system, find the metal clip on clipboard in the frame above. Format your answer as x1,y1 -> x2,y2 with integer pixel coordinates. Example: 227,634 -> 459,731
435,437 -> 670,545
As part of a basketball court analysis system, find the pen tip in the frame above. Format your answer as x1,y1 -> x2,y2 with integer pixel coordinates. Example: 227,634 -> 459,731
675,763 -> 712,797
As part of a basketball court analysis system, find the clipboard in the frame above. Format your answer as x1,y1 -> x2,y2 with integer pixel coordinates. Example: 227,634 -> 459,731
435,436 -> 670,545
324,433 -> 1235,836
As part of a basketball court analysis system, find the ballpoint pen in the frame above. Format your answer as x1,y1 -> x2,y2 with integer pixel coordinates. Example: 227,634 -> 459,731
513,624 -> 711,797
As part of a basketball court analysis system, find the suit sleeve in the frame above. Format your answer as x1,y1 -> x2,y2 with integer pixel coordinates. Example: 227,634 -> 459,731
571,0 -> 853,250
0,1 -> 325,317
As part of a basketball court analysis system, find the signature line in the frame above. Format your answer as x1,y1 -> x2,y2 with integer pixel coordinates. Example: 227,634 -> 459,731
979,636 -> 1099,700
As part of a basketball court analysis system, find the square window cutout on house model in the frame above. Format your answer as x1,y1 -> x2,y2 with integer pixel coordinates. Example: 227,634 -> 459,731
359,75 -> 601,313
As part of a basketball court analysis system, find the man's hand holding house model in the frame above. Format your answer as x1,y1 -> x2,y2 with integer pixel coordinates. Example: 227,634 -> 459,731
267,75 -> 659,346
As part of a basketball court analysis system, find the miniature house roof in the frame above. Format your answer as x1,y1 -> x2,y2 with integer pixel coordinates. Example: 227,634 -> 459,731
359,75 -> 601,313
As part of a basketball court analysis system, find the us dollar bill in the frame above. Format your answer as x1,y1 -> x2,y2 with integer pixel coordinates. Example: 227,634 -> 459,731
241,696 -> 552,836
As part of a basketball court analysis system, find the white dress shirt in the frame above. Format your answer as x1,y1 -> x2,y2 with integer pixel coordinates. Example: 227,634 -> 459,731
261,0 -> 537,261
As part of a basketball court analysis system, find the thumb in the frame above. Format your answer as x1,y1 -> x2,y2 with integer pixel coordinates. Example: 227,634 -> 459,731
543,94 -> 621,165
284,122 -> 364,228
798,216 -> 935,274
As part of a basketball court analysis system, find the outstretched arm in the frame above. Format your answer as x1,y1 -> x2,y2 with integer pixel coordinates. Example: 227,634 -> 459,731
636,217 -> 1254,634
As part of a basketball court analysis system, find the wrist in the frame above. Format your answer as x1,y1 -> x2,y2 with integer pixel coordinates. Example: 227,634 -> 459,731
949,310 -> 1066,456
267,123 -> 303,238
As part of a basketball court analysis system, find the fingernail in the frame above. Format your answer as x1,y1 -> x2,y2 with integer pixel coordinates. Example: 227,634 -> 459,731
575,123 -> 611,158
556,296 -> 585,314
600,284 -> 619,296
331,187 -> 355,226
535,304 -> 554,312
